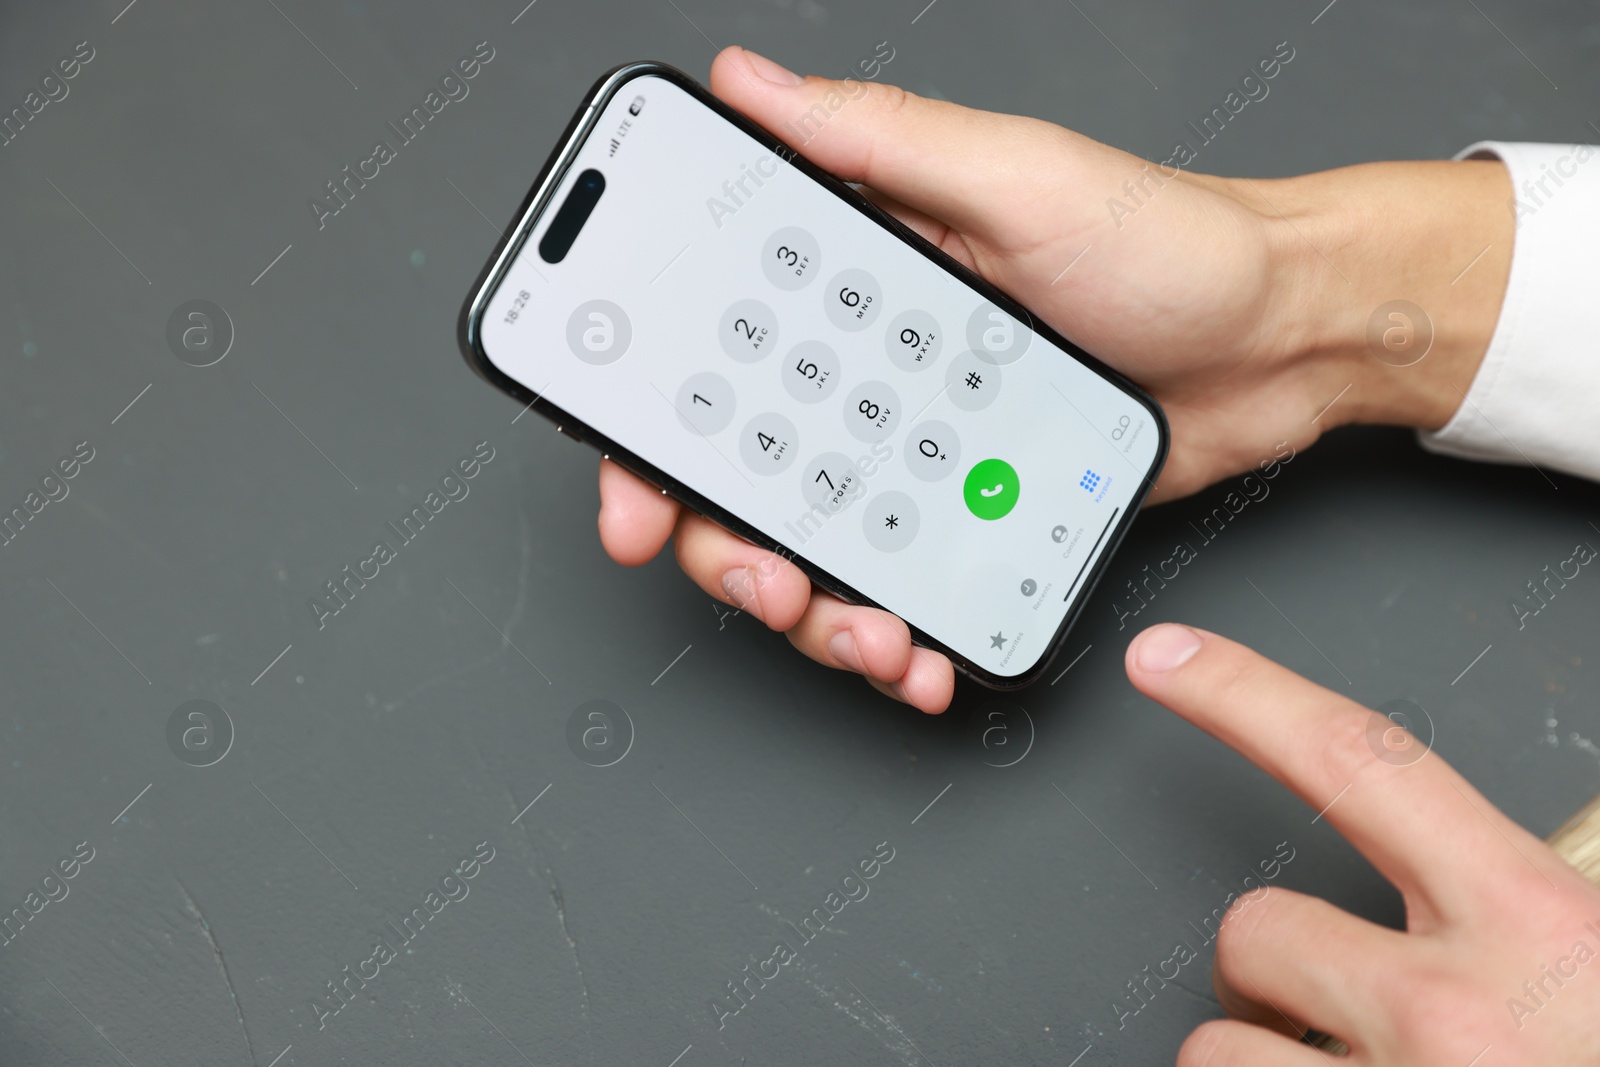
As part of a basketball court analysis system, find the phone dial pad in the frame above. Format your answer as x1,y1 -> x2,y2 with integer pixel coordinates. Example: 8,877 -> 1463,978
563,224 -> 1025,553
730,224 -> 1003,552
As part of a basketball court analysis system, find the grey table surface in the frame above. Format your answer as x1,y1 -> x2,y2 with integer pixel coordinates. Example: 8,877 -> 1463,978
2,0 -> 1598,1064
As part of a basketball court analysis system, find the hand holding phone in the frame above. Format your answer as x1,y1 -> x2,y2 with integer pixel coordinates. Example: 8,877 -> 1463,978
589,49 -> 1370,712
462,48 -> 1326,710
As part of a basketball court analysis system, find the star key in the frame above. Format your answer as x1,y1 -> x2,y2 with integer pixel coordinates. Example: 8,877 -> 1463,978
884,514 -> 900,529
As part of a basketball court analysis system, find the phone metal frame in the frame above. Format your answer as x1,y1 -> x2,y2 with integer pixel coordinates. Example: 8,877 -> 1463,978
458,60 -> 1169,690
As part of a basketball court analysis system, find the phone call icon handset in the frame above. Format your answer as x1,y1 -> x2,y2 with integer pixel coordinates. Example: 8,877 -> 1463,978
963,459 -> 1020,520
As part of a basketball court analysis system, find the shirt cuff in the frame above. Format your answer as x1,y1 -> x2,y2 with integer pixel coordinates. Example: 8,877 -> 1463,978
1417,141 -> 1600,483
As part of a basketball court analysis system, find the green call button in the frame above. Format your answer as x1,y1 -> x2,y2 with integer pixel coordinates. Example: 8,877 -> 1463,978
963,458 -> 1020,520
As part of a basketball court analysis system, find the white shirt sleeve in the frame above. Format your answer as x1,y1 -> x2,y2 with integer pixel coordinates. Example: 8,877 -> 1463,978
1418,141 -> 1600,482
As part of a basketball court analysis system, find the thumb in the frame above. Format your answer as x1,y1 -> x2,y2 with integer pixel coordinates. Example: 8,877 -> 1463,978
708,46 -> 1121,245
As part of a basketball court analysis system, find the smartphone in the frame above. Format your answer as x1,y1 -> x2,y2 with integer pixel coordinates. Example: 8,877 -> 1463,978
459,61 -> 1168,689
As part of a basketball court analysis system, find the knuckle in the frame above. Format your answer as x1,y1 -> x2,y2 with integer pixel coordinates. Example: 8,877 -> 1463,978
1316,709 -> 1386,787
673,523 -> 725,577
1037,119 -> 1089,161
860,79 -> 911,120
1475,862 -> 1585,930
669,525 -> 699,571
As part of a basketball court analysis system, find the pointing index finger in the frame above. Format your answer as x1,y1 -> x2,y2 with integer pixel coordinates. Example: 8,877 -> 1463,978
1125,624 -> 1569,922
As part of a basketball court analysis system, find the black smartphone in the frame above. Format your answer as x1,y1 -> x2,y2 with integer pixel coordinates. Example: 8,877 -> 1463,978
458,61 -> 1168,688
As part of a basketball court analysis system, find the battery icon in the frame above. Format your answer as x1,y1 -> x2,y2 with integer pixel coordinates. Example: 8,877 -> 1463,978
628,95 -> 645,116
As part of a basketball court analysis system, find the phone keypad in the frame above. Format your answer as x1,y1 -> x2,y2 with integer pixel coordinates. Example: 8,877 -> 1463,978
622,226 -> 1033,555
710,228 -> 1027,550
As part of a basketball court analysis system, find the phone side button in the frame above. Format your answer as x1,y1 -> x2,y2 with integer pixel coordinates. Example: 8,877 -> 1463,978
555,424 -> 585,444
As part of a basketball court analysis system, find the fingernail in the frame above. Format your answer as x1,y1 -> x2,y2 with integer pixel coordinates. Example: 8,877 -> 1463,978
1134,624 -> 1202,673
720,567 -> 764,622
742,48 -> 804,86
829,630 -> 866,672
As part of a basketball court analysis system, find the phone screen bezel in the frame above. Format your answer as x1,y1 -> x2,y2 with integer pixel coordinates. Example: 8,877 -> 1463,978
458,60 -> 1170,690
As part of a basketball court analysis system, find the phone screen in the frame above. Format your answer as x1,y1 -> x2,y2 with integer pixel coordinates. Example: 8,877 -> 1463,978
473,68 -> 1164,683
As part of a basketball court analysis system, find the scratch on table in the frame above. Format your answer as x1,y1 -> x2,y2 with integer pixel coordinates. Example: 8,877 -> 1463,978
508,783 -> 593,1023
797,963 -> 922,1067
176,878 -> 256,1065
499,505 -> 534,642
756,902 -> 845,936
530,860 -> 593,1016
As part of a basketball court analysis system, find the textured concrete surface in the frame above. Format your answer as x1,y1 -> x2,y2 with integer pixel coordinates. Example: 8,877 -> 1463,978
0,1 -> 1597,1064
